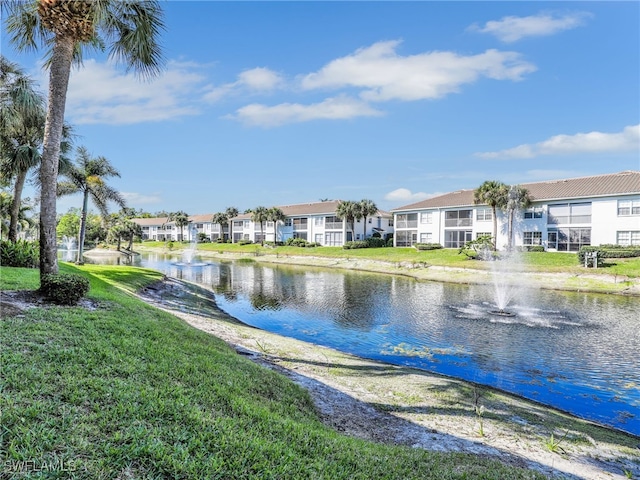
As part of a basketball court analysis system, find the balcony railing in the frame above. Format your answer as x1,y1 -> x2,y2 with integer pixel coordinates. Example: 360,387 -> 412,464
325,221 -> 343,229
444,218 -> 472,227
396,220 -> 418,229
548,215 -> 591,225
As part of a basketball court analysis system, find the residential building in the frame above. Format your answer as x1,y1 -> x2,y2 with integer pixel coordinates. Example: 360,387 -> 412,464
132,201 -> 394,246
392,171 -> 640,251
231,200 -> 394,246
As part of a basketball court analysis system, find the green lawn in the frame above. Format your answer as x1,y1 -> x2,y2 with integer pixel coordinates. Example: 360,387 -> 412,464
141,241 -> 640,278
1,264 -> 545,479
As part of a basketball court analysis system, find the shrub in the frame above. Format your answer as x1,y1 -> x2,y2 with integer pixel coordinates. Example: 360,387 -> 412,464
578,245 -> 640,266
0,240 -> 39,268
366,237 -> 387,248
285,238 -> 316,248
414,243 -> 443,251
40,273 -> 90,305
238,239 -> 253,245
343,241 -> 368,250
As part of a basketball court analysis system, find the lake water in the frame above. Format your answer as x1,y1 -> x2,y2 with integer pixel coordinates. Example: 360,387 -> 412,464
84,251 -> 640,436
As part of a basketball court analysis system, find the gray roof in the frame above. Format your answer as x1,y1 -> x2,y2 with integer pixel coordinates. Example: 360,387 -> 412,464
392,171 -> 640,212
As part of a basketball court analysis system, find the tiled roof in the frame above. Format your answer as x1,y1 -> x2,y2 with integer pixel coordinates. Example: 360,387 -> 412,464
233,201 -> 391,220
189,213 -> 214,223
392,171 -> 640,211
131,217 -> 169,226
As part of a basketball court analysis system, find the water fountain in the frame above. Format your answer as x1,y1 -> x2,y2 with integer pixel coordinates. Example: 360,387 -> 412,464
174,226 -> 208,267
62,236 -> 77,262
479,247 -> 521,317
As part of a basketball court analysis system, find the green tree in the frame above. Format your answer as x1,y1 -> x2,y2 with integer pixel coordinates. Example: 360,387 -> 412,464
359,199 -> 378,239
267,207 -> 286,244
56,207 -> 80,240
251,206 -> 269,245
504,185 -> 532,250
5,0 -> 165,277
211,212 -> 228,242
167,211 -> 189,241
225,206 -> 239,243
57,146 -> 126,263
336,200 -> 363,242
473,180 -> 508,251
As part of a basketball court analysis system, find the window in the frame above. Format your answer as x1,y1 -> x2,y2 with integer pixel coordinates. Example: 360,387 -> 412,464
420,212 -> 433,224
293,232 -> 307,240
284,218 -> 292,227
396,213 -> 418,228
325,216 -> 342,229
618,199 -> 640,216
195,223 -> 203,228
617,231 -> 640,246
396,230 -> 417,247
233,220 -> 244,228
325,232 -> 343,246
419,232 -> 432,243
524,208 -> 543,219
555,228 -> 590,251
476,232 -> 491,239
315,233 -> 323,244
548,203 -> 591,224
314,217 -> 323,226
523,231 -> 542,245
388,219 -> 394,227
293,218 -> 308,230
444,230 -> 472,248
445,210 -> 472,227
476,208 -> 492,221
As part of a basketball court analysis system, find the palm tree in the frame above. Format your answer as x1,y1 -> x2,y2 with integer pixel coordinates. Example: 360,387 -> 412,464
251,206 -> 269,245
359,199 -> 378,239
211,212 -> 228,242
168,211 -> 190,242
336,200 -> 362,242
5,0 -> 165,277
473,180 -> 508,251
57,146 -> 126,263
267,207 -> 285,244
225,206 -> 239,243
0,56 -> 44,243
504,185 -> 532,250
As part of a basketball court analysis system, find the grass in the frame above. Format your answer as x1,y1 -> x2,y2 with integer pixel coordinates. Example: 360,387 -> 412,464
1,264 -> 546,479
140,241 -> 640,278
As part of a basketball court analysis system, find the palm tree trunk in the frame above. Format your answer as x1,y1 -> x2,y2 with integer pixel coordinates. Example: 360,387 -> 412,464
9,169 -> 28,243
40,36 -> 75,277
492,206 -> 498,251
76,189 -> 89,264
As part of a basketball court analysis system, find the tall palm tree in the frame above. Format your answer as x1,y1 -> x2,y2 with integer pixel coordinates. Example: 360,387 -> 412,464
251,206 -> 269,245
5,0 -> 165,276
0,56 -> 44,243
359,199 -> 378,239
211,212 -> 228,242
504,185 -> 532,250
225,206 -> 239,243
57,146 -> 126,263
336,200 -> 362,242
168,211 -> 190,241
473,180 -> 508,251
267,207 -> 285,244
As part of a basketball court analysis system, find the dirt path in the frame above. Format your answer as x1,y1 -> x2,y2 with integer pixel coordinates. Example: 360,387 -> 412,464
137,278 -> 640,480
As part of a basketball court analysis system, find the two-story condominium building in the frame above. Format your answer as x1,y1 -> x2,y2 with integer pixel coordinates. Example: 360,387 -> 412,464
230,200 -> 394,246
391,171 -> 640,251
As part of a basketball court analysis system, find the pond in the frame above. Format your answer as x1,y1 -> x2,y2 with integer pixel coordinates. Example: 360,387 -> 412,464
81,250 -> 640,436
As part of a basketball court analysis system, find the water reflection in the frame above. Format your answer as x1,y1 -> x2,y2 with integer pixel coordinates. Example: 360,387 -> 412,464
113,252 -> 640,435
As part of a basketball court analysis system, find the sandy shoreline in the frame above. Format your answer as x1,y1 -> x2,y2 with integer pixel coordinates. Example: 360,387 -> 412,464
136,276 -> 640,480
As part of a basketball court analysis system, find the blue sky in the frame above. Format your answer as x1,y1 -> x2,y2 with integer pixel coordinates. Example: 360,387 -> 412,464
3,1 -> 639,216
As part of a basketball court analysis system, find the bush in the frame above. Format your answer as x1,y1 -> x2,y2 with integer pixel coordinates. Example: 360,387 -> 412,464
0,240 -> 39,268
366,237 -> 387,248
414,243 -> 443,251
40,273 -> 90,305
578,245 -> 640,266
516,245 -> 545,252
343,241 -> 368,250
238,239 -> 253,245
285,238 -> 318,248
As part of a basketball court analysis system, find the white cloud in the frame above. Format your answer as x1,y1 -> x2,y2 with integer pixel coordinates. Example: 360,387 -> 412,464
476,124 -> 640,159
120,192 -> 163,205
300,40 -> 536,102
384,188 -> 434,203
203,67 -> 283,103
468,12 -> 593,43
228,95 -> 383,128
65,59 -> 205,124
